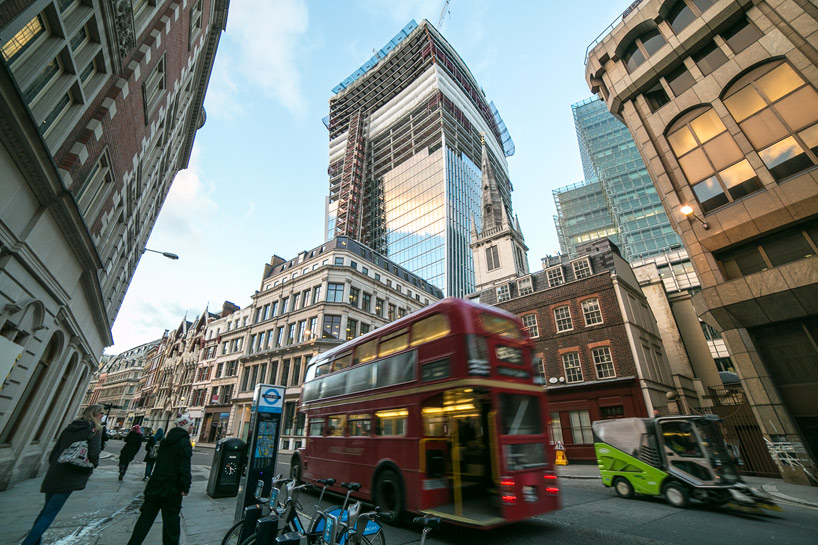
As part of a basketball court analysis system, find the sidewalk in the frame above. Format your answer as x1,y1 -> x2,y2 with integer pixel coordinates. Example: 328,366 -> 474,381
556,462 -> 818,508
0,456 -> 235,545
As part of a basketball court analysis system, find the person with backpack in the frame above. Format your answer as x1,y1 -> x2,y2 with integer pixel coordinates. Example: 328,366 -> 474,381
143,428 -> 164,480
20,404 -> 104,545
126,414 -> 193,545
119,425 -> 143,480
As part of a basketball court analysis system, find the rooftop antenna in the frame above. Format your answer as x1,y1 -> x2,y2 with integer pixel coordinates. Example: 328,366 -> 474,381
437,0 -> 452,30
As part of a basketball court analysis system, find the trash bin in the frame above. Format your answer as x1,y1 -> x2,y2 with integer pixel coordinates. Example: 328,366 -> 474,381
206,437 -> 246,498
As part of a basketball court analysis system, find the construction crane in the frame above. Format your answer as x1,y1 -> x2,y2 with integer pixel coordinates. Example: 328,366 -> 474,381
438,0 -> 452,30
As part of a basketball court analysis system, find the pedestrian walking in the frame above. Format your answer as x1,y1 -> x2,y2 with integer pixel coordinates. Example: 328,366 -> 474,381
143,427 -> 165,480
119,425 -> 143,480
126,414 -> 194,545
20,404 -> 104,545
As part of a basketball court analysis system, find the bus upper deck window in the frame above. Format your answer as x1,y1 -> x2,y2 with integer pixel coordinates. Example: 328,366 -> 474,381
315,362 -> 331,377
410,314 -> 451,346
379,328 -> 408,357
354,339 -> 378,364
333,353 -> 352,371
480,313 -> 523,339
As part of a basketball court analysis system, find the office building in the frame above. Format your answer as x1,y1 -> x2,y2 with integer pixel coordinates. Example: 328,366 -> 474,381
585,0 -> 818,482
324,19 -> 517,297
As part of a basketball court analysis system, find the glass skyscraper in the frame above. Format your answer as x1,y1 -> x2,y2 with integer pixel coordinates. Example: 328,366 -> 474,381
554,97 -> 681,259
324,19 -> 516,296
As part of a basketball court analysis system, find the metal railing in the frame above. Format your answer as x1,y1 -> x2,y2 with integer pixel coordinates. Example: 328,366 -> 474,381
584,0 -> 645,65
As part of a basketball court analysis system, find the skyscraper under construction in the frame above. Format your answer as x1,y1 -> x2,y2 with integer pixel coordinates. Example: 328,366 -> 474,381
324,19 -> 517,296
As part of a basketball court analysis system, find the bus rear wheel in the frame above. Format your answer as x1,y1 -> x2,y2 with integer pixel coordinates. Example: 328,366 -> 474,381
613,477 -> 634,499
374,469 -> 405,523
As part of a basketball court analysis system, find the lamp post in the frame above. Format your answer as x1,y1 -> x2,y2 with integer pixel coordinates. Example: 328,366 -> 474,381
142,248 -> 180,260
680,205 -> 709,230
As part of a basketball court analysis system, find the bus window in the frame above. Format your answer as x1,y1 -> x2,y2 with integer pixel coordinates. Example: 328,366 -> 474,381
303,380 -> 320,402
379,328 -> 408,357
315,362 -> 332,377
499,394 -> 543,435
346,363 -> 376,393
354,338 -> 378,364
309,418 -> 324,436
410,314 -> 451,346
327,415 -> 346,436
421,358 -> 450,382
479,313 -> 523,339
333,352 -> 352,371
422,411 -> 449,437
349,414 -> 372,436
496,345 -> 524,364
375,408 -> 408,436
323,372 -> 347,398
375,351 -> 415,388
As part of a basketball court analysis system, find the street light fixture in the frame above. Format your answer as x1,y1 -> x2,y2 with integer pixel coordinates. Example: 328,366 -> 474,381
680,205 -> 709,230
143,248 -> 180,260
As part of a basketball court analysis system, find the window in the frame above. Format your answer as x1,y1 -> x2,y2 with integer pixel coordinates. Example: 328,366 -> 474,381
309,418 -> 325,436
521,314 -> 539,338
327,283 -> 344,303
644,81 -> 670,112
667,1 -> 696,33
667,64 -> 696,96
717,220 -> 818,279
623,28 -> 666,73
376,408 -> 407,436
375,298 -> 384,317
562,353 -> 583,383
322,315 -> 342,339
313,286 -> 321,305
388,304 -> 396,321
334,257 -> 344,266
346,318 -> 357,340
546,266 -> 564,287
76,150 -> 114,221
723,60 -> 818,182
292,293 -> 300,310
379,328 -> 408,357
554,306 -> 573,332
517,277 -> 533,296
143,55 -> 166,116
275,327 -> 284,347
569,410 -> 593,444
496,284 -> 510,302
189,0 -> 203,44
666,107 -> 760,212
581,298 -> 603,326
248,334 -> 256,354
286,324 -> 295,345
291,357 -> 301,386
362,267 -> 369,275
327,415 -> 346,436
549,412 -> 564,444
350,260 -> 357,270
349,287 -> 360,307
361,292 -> 371,313
360,323 -> 370,335
281,297 -> 289,314
593,347 -> 616,378
281,359 -> 290,385
297,320 -> 306,343
349,414 -> 371,437
571,258 -> 592,279
692,41 -> 727,76
270,301 -> 278,316
1,14 -> 46,64
486,245 -> 500,271
411,314 -> 451,346
722,17 -> 762,54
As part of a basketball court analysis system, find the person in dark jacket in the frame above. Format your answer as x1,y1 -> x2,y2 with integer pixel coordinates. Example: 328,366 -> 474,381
21,404 -> 104,545
143,427 -> 165,480
126,414 -> 194,545
119,425 -> 143,480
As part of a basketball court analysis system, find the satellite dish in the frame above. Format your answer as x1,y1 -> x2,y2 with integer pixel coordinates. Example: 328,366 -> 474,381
548,377 -> 558,384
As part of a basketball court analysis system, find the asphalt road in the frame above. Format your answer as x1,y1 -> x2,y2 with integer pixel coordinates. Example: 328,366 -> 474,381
194,449 -> 818,545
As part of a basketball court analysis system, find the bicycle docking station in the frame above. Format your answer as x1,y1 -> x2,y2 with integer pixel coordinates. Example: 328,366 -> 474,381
234,384 -> 285,543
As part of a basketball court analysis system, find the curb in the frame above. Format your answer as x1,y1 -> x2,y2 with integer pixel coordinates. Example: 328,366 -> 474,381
761,484 -> 818,508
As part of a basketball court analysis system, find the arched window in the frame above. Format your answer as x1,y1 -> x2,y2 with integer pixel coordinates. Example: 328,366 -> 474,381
666,0 -> 715,34
666,106 -> 761,212
723,60 -> 818,182
623,29 -> 666,73
0,332 -> 63,444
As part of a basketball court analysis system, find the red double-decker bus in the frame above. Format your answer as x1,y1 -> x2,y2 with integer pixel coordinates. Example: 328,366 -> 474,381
291,298 -> 560,528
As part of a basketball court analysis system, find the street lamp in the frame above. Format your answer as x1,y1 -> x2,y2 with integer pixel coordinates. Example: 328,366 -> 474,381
680,205 -> 709,230
143,247 -> 179,260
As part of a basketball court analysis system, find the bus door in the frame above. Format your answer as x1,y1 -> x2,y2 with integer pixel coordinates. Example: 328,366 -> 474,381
421,388 -> 500,526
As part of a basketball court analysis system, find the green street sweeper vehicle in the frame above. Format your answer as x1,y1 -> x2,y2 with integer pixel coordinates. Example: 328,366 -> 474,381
593,415 -> 780,512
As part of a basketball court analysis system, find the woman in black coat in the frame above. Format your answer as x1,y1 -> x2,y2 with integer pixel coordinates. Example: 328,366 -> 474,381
21,404 -> 104,545
119,425 -> 143,480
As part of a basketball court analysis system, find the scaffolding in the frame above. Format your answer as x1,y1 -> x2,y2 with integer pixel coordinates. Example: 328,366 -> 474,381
334,108 -> 369,240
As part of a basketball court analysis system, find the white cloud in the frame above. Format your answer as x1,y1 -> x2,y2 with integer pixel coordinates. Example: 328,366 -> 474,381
226,0 -> 310,116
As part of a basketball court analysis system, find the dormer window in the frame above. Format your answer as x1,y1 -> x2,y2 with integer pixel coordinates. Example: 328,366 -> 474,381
496,284 -> 511,303
517,276 -> 533,296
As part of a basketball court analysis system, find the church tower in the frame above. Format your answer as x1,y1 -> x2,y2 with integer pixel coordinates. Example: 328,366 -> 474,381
470,139 -> 529,294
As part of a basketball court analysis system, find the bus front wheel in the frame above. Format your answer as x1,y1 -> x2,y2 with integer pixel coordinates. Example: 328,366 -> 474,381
290,455 -> 302,484
374,469 -> 405,523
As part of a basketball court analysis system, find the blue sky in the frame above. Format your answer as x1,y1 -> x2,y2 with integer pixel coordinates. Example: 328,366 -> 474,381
107,0 -> 624,354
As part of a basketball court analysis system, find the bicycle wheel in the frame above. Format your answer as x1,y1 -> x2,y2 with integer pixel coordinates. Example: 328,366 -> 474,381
344,530 -> 385,545
221,520 -> 244,545
239,531 -> 258,545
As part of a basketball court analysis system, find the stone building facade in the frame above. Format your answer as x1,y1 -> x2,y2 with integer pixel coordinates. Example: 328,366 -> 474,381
0,0 -> 228,489
585,0 -> 818,481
